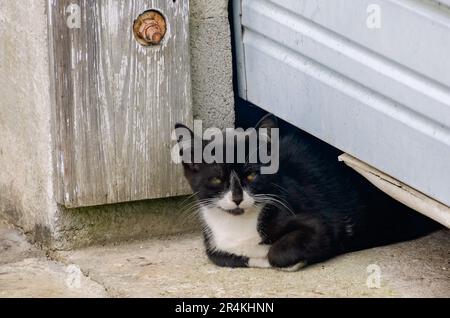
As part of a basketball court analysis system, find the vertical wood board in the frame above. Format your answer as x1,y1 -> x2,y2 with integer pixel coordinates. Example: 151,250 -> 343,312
48,0 -> 192,208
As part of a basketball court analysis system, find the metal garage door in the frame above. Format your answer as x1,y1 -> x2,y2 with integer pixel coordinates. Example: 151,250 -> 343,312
233,0 -> 450,206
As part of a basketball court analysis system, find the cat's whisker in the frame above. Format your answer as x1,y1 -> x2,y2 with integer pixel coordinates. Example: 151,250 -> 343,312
178,206 -> 201,220
254,194 -> 296,216
176,206 -> 200,223
178,199 -> 204,218
177,197 -> 218,225
181,205 -> 205,218
176,200 -> 220,227
182,197 -> 214,210
178,192 -> 199,207
185,199 -> 218,214
270,183 -> 291,196
180,200 -> 200,211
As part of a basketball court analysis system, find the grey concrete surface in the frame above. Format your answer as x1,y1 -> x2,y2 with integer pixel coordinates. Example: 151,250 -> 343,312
58,230 -> 450,298
0,220 -> 45,266
0,0 -> 233,249
1,220 -> 449,298
0,221 -> 107,298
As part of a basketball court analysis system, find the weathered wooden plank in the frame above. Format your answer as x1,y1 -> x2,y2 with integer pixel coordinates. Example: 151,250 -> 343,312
48,0 -> 192,208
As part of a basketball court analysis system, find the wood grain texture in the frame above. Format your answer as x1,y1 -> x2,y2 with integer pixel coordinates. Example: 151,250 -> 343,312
47,0 -> 192,208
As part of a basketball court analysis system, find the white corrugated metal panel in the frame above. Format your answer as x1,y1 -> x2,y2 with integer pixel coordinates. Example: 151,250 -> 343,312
235,0 -> 450,206
270,0 -> 450,89
437,0 -> 450,8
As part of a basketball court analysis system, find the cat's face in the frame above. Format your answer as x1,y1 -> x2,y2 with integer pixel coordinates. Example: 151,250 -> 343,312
185,161 -> 274,215
175,115 -> 277,216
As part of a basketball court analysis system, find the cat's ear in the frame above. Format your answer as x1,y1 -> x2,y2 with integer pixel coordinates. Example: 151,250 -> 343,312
175,123 -> 194,142
255,114 -> 278,141
174,123 -> 201,172
255,113 -> 278,130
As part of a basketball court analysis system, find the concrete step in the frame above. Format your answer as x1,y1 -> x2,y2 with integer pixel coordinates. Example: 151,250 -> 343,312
0,220 -> 107,297
1,220 -> 449,298
55,232 -> 450,298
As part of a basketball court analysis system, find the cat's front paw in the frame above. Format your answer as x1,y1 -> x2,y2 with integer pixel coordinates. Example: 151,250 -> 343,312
268,244 -> 308,271
248,258 -> 271,269
274,261 -> 307,272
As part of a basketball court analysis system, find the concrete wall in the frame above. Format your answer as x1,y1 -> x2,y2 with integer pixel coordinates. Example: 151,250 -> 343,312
190,0 -> 235,128
0,0 -> 234,249
0,1 -> 57,244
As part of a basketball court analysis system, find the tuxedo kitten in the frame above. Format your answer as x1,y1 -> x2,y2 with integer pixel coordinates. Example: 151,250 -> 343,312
175,115 -> 439,270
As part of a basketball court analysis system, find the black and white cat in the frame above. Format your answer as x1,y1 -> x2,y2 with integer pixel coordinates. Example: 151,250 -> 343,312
175,115 -> 439,271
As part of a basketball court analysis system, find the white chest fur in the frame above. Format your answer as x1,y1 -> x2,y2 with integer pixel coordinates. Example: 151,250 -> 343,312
201,206 -> 270,259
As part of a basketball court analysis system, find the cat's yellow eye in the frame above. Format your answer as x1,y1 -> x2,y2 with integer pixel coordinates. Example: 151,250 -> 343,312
210,177 -> 223,185
247,172 -> 258,182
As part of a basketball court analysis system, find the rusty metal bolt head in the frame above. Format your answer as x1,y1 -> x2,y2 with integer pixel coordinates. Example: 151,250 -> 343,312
133,11 -> 167,46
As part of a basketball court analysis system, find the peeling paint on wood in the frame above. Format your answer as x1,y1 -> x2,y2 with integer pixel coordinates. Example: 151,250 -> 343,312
47,0 -> 193,208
